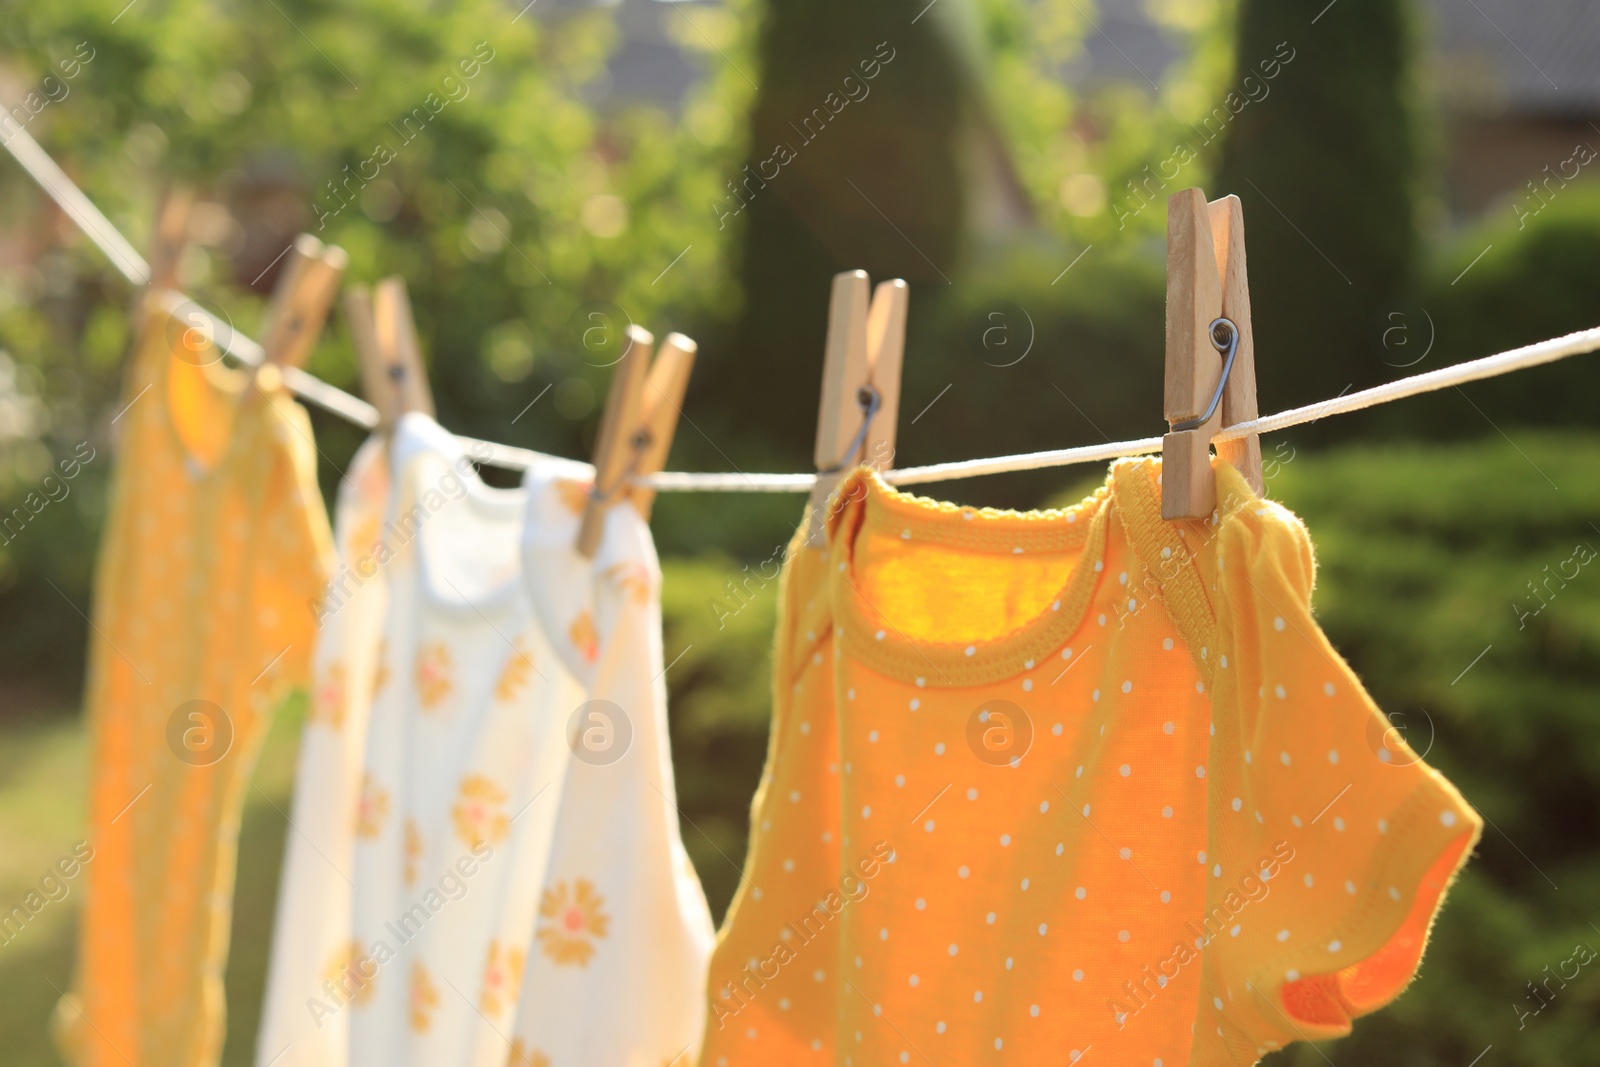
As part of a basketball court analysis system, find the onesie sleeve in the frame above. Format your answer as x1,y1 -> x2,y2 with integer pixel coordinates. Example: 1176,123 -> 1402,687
251,383 -> 337,701
1200,497 -> 1480,1058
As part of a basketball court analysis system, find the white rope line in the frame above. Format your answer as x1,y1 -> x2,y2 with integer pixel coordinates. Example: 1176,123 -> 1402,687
8,124 -> 1598,493
1222,324 -> 1600,437
144,290 -> 565,471
0,125 -> 529,460
3,124 -> 150,284
644,470 -> 816,491
883,323 -> 1600,489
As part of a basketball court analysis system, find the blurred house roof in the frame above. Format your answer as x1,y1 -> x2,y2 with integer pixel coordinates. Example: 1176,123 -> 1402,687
1064,0 -> 1181,90
1055,0 -> 1600,121
1423,0 -> 1600,116
590,0 -> 711,110
579,0 -> 1600,120
568,0 -> 716,113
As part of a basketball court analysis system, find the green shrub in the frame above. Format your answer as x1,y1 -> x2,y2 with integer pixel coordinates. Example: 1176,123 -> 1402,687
894,240 -> 1166,512
661,553 -> 786,919
1371,185 -> 1600,440
1258,433 -> 1600,1063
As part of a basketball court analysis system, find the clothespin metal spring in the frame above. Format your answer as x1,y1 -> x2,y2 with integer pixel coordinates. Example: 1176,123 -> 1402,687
588,430 -> 654,507
1170,318 -> 1239,433
816,386 -> 883,475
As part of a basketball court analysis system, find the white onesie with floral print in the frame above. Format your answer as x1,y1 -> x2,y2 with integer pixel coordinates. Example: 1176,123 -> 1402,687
256,436 -> 390,1067
258,413 -> 710,1067
505,455 -> 715,1067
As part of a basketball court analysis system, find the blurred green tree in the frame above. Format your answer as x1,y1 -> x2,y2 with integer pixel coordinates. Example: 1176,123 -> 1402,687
0,0 -> 757,683
1213,0 -> 1424,419
704,0 -> 979,467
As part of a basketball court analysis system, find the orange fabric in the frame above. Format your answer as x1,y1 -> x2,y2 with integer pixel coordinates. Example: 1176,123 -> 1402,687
700,458 -> 1479,1067
56,298 -> 333,1067
1284,830 -> 1475,1023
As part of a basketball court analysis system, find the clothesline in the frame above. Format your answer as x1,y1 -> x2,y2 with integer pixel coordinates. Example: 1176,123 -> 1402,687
8,124 -> 1599,492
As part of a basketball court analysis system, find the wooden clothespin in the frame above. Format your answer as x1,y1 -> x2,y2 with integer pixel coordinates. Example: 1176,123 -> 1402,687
806,270 -> 908,546
577,326 -> 698,557
343,284 -> 393,432
627,333 -> 697,522
146,187 -> 195,292
371,276 -> 435,419
1161,188 -> 1262,520
261,233 -> 348,368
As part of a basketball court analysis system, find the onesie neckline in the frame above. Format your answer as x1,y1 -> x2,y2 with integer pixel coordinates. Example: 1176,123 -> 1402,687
825,467 -> 1116,687
147,296 -> 253,481
823,457 -> 1236,687
391,412 -> 530,613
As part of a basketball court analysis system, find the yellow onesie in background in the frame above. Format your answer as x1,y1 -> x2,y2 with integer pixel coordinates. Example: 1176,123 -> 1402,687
701,459 -> 1480,1067
55,297 -> 334,1067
